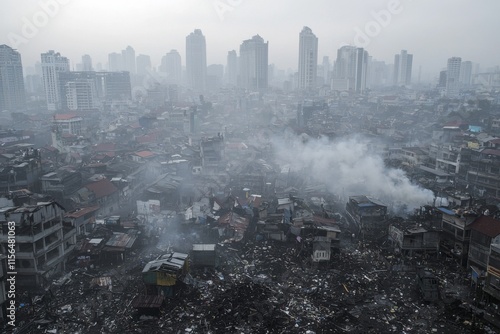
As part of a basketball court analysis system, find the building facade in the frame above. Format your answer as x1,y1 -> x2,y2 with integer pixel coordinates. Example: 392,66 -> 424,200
0,45 -> 26,111
446,57 -> 462,98
297,27 -> 318,90
393,50 -> 413,86
332,46 -> 368,93
0,202 -> 76,288
239,35 -> 268,91
41,50 -> 70,111
161,50 -> 182,85
186,29 -> 207,91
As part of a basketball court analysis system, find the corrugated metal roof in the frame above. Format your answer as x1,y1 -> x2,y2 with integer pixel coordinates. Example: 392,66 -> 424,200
105,232 -> 137,249
142,252 -> 188,274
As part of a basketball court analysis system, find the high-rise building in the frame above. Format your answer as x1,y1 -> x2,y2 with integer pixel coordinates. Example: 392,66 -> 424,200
0,45 -> 26,111
121,46 -> 136,74
108,52 -> 122,72
460,61 -> 472,87
96,71 -> 131,101
58,71 -> 98,110
66,80 -> 97,111
226,50 -> 238,86
239,34 -> 268,91
41,50 -> 70,111
81,54 -> 93,71
161,50 -> 182,85
332,45 -> 368,93
446,57 -> 461,98
186,29 -> 207,91
322,56 -> 330,86
136,54 -> 151,76
297,27 -> 318,90
438,70 -> 447,88
368,59 -> 388,87
393,50 -> 413,86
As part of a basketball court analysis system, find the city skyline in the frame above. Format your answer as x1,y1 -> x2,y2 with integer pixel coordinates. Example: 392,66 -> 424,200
1,0 -> 499,79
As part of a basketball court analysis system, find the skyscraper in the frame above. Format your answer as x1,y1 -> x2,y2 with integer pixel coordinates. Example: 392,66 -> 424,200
332,45 -> 368,93
226,50 -> 238,86
161,50 -> 182,85
81,54 -> 93,71
122,46 -> 136,74
136,54 -> 151,76
297,27 -> 318,90
108,52 -> 122,72
446,57 -> 461,98
186,29 -> 207,91
0,45 -> 26,111
460,61 -> 472,87
393,50 -> 413,86
41,50 -> 70,111
239,35 -> 268,91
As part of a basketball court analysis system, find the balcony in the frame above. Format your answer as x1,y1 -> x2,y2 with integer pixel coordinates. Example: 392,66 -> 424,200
10,223 -> 62,243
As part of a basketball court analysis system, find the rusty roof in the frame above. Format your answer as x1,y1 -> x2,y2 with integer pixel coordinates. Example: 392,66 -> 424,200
85,178 -> 118,199
104,232 -> 137,250
469,215 -> 500,238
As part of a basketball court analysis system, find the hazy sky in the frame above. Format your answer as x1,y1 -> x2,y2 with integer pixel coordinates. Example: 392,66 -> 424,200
1,0 -> 499,77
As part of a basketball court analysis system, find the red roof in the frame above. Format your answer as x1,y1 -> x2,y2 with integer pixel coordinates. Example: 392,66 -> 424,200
469,215 -> 500,238
93,143 -> 116,152
54,113 -> 80,120
85,178 -> 118,199
134,150 -> 155,158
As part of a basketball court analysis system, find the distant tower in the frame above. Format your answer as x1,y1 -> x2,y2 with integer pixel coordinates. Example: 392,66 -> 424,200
226,50 -> 238,86
332,45 -> 368,93
41,50 -> 70,111
446,57 -> 461,97
161,50 -> 182,85
460,61 -> 472,87
393,50 -> 413,86
239,34 -> 268,91
136,54 -> 151,76
0,45 -> 26,111
298,26 -> 318,90
186,29 -> 207,91
121,46 -> 136,74
81,54 -> 93,71
108,52 -> 122,71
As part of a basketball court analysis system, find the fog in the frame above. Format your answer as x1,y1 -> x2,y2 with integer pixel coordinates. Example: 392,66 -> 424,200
273,133 -> 434,213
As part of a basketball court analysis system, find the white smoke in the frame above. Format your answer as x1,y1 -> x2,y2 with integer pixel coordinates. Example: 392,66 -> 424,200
273,133 -> 434,212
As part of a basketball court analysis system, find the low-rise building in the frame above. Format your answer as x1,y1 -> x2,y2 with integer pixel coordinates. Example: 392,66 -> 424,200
388,221 -> 440,255
484,243 -> 500,301
0,202 -> 75,288
467,215 -> 500,288
437,207 -> 477,266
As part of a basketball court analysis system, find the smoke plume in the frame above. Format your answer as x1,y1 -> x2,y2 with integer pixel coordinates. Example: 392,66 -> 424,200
273,134 -> 434,212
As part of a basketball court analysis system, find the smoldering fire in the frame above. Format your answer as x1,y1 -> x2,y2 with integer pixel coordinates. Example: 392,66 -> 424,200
273,133 -> 434,212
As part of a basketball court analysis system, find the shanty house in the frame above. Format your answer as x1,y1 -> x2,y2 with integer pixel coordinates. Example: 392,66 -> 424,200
142,252 -> 189,297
